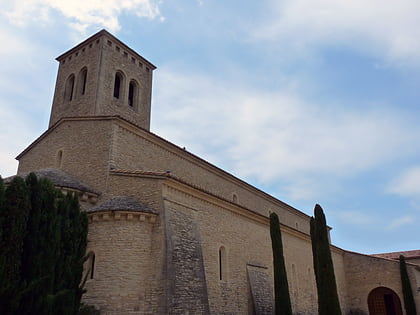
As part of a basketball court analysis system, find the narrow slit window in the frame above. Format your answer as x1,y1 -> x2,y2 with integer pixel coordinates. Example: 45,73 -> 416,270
90,252 -> 95,279
114,72 -> 122,99
56,150 -> 63,168
64,74 -> 75,101
87,251 -> 95,279
219,246 -> 227,281
128,80 -> 138,109
79,67 -> 88,95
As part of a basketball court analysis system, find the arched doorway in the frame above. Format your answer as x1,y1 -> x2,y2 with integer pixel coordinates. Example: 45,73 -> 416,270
368,287 -> 403,315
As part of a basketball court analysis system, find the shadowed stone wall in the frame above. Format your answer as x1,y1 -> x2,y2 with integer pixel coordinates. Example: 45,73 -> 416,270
164,201 -> 210,314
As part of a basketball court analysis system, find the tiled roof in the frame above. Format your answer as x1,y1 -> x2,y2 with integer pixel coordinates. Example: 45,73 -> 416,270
87,196 -> 156,214
4,168 -> 99,195
372,250 -> 420,260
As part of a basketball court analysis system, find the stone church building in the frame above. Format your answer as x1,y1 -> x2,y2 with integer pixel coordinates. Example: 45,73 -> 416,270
10,30 -> 420,314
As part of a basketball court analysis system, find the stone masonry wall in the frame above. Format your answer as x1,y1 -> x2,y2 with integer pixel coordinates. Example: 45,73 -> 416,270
164,200 -> 210,314
49,37 -> 102,127
97,35 -> 153,130
84,214 -> 157,314
18,119 -> 113,195
246,264 -> 273,314
49,31 -> 154,130
343,251 -> 420,314
162,183 -> 330,315
112,123 -> 311,234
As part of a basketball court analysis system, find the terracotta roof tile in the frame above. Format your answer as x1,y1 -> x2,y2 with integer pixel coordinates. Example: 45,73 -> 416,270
372,250 -> 420,260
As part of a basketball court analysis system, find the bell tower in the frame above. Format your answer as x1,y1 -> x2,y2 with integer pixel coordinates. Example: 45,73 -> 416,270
49,30 -> 156,130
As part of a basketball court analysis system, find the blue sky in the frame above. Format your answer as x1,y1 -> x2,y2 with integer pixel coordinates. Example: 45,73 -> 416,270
1,0 -> 419,254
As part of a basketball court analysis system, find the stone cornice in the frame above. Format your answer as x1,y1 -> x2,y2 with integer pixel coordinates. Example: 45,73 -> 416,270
88,210 -> 157,224
55,29 -> 156,70
114,119 -> 312,222
109,169 -> 311,240
17,115 -> 311,223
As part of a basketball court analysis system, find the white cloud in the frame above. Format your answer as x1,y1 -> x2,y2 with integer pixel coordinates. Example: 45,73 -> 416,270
387,215 -> 415,230
3,0 -> 162,33
388,166 -> 420,198
0,28 -> 27,57
254,0 -> 420,64
152,69 -> 420,200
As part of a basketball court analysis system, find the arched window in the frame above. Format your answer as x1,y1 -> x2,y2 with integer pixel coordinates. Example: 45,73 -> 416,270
128,80 -> 138,108
219,246 -> 227,281
87,251 -> 95,279
56,150 -> 63,168
113,72 -> 124,99
78,67 -> 88,95
64,74 -> 75,101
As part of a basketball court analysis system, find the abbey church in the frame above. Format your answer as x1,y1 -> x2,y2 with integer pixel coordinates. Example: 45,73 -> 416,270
9,30 -> 420,314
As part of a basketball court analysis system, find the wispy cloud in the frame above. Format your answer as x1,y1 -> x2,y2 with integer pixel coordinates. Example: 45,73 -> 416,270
388,166 -> 420,198
387,215 -> 415,230
153,69 -> 420,200
253,0 -> 420,65
3,0 -> 162,33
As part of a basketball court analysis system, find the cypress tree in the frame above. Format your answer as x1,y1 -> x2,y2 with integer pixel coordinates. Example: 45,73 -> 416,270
0,176 -> 5,251
0,174 -> 88,315
270,212 -> 293,315
0,176 -> 30,314
0,175 -> 4,212
18,175 -> 60,315
310,204 -> 341,315
399,255 -> 417,315
52,192 -> 88,315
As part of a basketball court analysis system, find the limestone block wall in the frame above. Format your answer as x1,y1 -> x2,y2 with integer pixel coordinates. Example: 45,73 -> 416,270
112,122 -> 312,234
106,174 -> 163,211
408,257 -> 420,266
101,175 -> 167,313
343,251 -> 420,314
97,36 -> 153,130
162,182 -> 324,315
164,201 -> 210,314
413,266 -> 420,310
331,248 -> 349,312
84,212 -> 159,314
49,37 -> 102,127
49,31 -> 154,130
247,264 -> 273,314
18,119 -> 113,194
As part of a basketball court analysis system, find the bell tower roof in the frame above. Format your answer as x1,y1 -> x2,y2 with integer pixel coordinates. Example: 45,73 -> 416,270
55,29 -> 156,70
49,29 -> 156,131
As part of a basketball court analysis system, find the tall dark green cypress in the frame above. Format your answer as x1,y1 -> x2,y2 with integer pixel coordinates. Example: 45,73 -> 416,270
0,176 -> 30,314
18,175 -> 60,315
399,255 -> 417,315
310,204 -> 341,315
270,212 -> 292,315
0,174 -> 88,315
0,176 -> 5,250
52,192 -> 88,315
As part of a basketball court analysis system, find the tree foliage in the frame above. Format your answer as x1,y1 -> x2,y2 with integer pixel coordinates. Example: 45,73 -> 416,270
399,255 -> 417,315
0,173 -> 88,315
270,212 -> 292,315
310,204 -> 341,315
